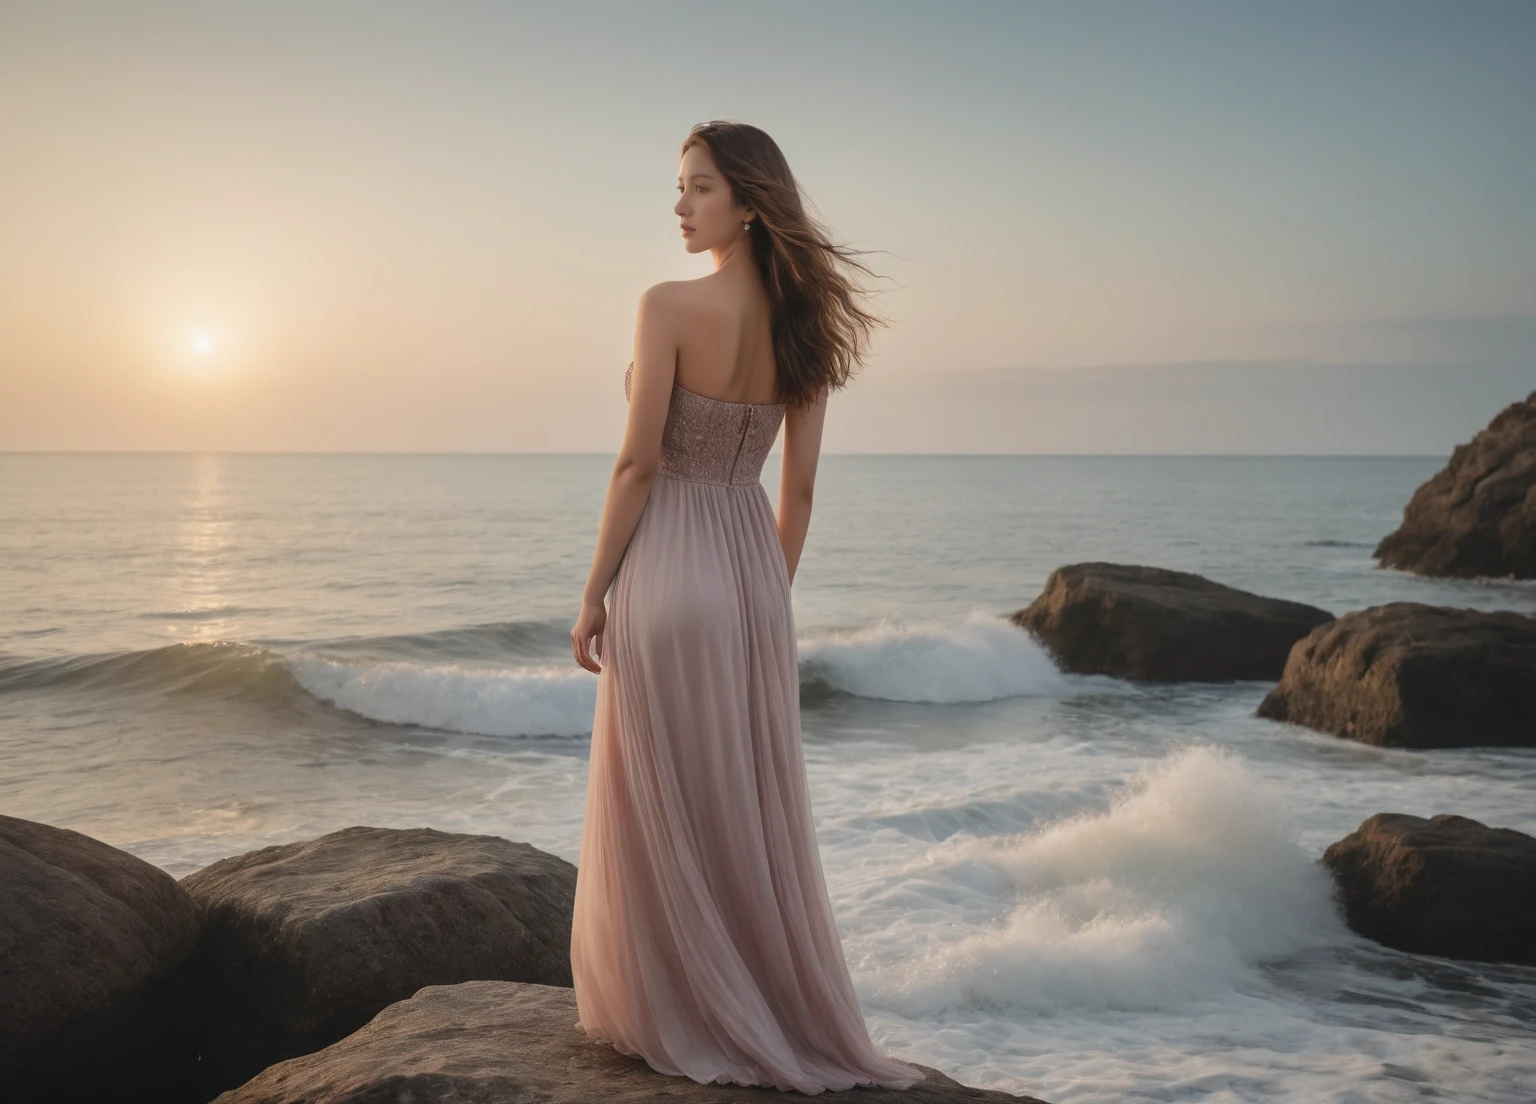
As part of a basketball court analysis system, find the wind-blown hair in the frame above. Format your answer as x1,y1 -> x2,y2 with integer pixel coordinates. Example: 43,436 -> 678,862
681,121 -> 892,409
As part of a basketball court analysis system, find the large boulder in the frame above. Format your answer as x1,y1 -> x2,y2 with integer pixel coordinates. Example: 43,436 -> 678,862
0,815 -> 203,1103
213,980 -> 1049,1104
179,825 -> 578,1096
1257,602 -> 1536,748
1322,813 -> 1536,964
1375,389 -> 1536,578
1011,562 -> 1334,681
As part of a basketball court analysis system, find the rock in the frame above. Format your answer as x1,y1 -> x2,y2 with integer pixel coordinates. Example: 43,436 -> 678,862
0,814 -> 203,1103
1374,389 -> 1536,578
1322,813 -> 1536,964
1256,602 -> 1536,747
1010,562 -> 1334,681
179,825 -> 578,1096
212,980 -> 1050,1103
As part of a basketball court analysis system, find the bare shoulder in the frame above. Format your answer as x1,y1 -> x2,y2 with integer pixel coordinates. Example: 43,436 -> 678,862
638,279 -> 717,331
640,279 -> 697,304
637,280 -> 691,320
641,279 -> 680,298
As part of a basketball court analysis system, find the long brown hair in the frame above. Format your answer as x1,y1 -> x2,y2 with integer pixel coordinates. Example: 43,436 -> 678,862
680,121 -> 893,408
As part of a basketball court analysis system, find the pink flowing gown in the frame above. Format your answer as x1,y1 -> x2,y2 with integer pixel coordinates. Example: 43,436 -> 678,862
569,362 -> 925,1093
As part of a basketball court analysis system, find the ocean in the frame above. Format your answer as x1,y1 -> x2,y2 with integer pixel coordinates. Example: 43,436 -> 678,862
2,452 -> 1534,1103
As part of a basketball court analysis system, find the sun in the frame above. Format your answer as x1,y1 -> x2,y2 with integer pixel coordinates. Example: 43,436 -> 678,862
175,323 -> 232,377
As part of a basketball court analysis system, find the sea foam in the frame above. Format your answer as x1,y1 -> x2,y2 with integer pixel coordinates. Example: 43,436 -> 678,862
286,610 -> 1093,734
287,655 -> 596,738
798,608 -> 1083,703
869,744 -> 1345,1015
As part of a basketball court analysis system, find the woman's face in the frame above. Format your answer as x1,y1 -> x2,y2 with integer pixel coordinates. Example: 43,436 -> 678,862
674,144 -> 749,254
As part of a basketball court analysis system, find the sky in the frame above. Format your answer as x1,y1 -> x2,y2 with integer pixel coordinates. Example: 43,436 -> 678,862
1,0 -> 1533,454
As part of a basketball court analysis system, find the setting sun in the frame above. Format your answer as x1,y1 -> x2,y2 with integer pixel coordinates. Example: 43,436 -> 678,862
193,333 -> 211,354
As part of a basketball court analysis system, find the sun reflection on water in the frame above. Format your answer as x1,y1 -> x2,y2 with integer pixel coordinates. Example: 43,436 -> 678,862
170,454 -> 234,641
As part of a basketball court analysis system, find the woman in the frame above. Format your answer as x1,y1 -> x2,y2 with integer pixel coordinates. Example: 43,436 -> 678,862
568,121 -> 923,1094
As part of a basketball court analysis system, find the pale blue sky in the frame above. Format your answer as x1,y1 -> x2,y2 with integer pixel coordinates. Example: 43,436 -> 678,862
1,0 -> 1532,452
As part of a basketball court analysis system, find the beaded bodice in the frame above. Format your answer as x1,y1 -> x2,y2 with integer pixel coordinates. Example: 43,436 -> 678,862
625,361 -> 786,486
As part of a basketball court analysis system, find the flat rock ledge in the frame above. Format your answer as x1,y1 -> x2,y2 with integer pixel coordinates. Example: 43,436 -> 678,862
180,825 -> 578,1096
1322,813 -> 1536,964
1011,562 -> 1334,681
214,980 -> 1050,1104
1374,389 -> 1536,579
1256,602 -> 1536,748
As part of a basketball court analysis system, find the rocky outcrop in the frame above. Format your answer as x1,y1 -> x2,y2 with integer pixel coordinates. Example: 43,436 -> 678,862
1322,813 -> 1536,964
1256,602 -> 1536,747
0,814 -> 204,1102
1375,389 -> 1536,578
180,825 -> 579,1096
1011,562 -> 1334,681
212,980 -> 1050,1103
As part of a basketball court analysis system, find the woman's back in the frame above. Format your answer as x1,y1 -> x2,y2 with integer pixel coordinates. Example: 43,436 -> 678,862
662,273 -> 781,407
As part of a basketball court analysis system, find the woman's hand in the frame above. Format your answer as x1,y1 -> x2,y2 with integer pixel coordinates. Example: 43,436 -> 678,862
571,598 -> 607,673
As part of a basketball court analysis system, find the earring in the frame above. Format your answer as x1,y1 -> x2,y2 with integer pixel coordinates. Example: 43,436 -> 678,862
742,221 -> 751,230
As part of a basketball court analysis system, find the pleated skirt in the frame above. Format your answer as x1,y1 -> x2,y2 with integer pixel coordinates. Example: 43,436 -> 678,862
570,472 -> 925,1094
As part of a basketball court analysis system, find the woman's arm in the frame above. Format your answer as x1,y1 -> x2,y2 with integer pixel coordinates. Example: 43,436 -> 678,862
776,386 -> 828,586
570,286 -> 677,672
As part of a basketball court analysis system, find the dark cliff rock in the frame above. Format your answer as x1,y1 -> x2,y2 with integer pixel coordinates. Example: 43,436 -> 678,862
1375,389 -> 1536,578
0,814 -> 203,1102
1011,562 -> 1334,681
1256,602 -> 1536,748
1322,813 -> 1536,964
179,825 -> 578,1096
